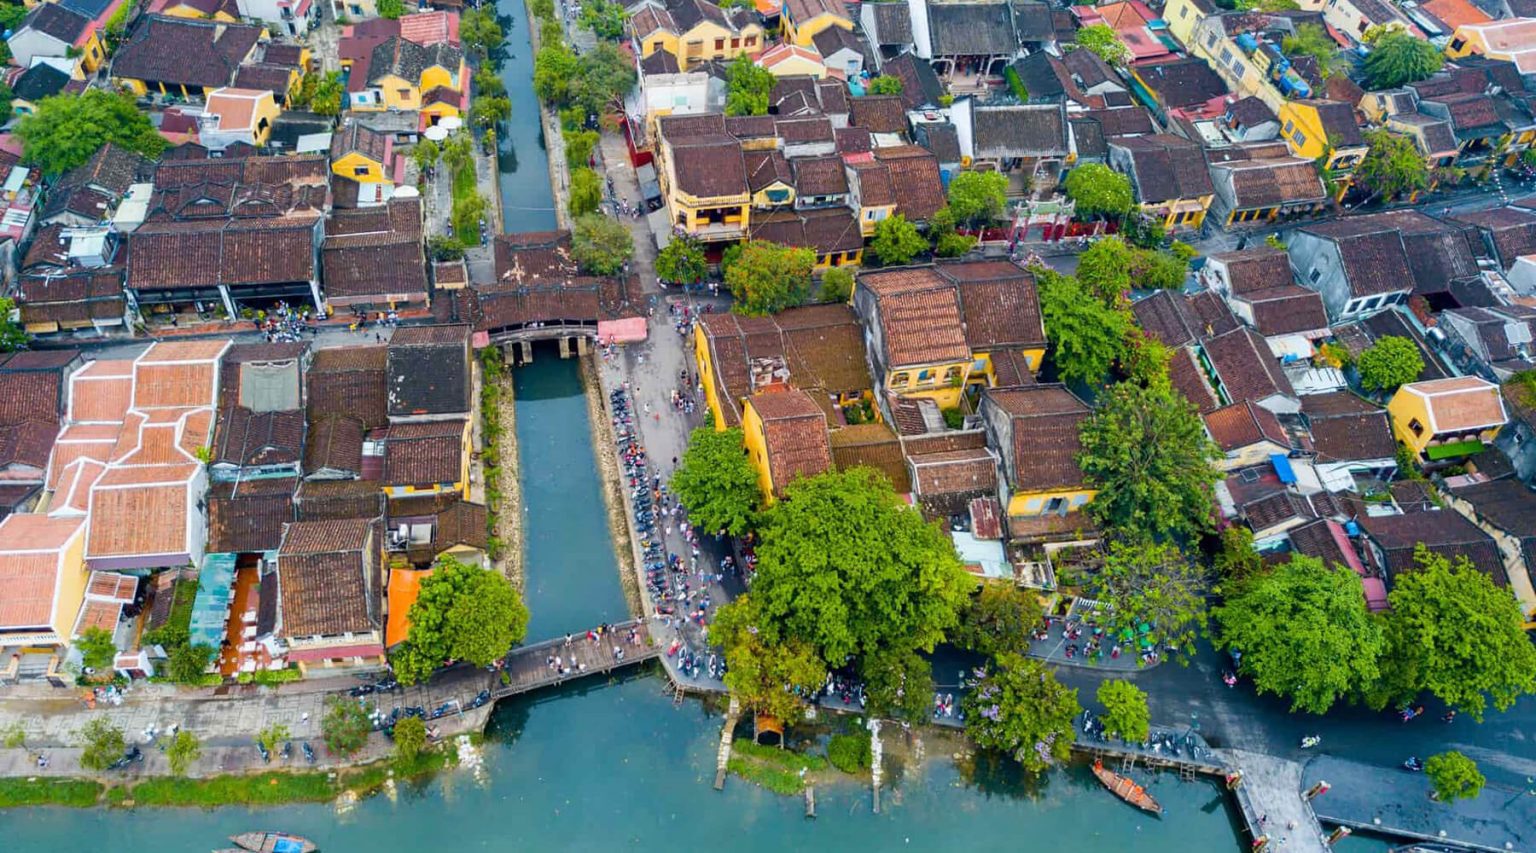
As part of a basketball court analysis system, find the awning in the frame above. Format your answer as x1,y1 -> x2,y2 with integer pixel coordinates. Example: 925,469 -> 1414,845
1425,439 -> 1484,460
1270,453 -> 1297,484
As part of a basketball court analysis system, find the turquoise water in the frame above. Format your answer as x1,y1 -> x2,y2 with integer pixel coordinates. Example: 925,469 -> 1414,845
511,350 -> 630,641
0,672 -> 1255,851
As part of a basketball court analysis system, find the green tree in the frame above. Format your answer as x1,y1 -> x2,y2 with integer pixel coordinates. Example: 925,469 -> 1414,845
947,170 -> 1010,227
1038,271 -> 1131,385
309,71 -> 344,116
868,75 -> 904,95
534,43 -> 580,105
569,167 -> 603,217
1077,236 -> 1135,304
725,241 -> 816,316
1357,336 -> 1423,393
1079,381 -> 1222,541
1215,556 -> 1384,713
1363,31 -> 1444,89
712,595 -> 827,721
390,557 -> 530,686
1084,540 -> 1209,664
671,427 -> 761,536
861,646 -> 935,721
1075,24 -> 1130,66
749,468 -> 973,666
1371,546 -> 1536,720
75,627 -> 116,675
869,214 -> 927,265
393,716 -> 428,764
321,695 -> 372,757
77,718 -> 125,772
929,206 -> 977,257
819,267 -> 854,303
725,54 -> 774,116
166,730 -> 201,775
1095,679 -> 1150,742
166,643 -> 215,684
16,90 -> 166,175
656,234 -> 707,285
571,212 -> 634,275
565,128 -> 599,170
1282,23 -> 1349,79
962,653 -> 1080,773
1356,130 -> 1430,202
1425,752 -> 1485,802
951,583 -> 1045,658
377,0 -> 404,18
1063,163 -> 1135,218
257,723 -> 291,756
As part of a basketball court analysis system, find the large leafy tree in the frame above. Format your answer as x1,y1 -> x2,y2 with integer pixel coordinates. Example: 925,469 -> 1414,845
571,212 -> 634,275
870,214 -> 927,266
1063,163 -> 1135,218
17,90 -> 166,175
671,427 -> 760,536
1079,381 -> 1222,541
713,595 -> 827,721
1371,546 -> 1536,720
1425,752 -> 1485,802
1363,31 -> 1444,89
947,170 -> 1010,227
749,468 -> 973,666
1356,335 -> 1423,393
77,718 -> 126,771
951,583 -> 1045,658
725,53 -> 774,116
1077,236 -> 1135,304
1215,555 -> 1385,714
1038,271 -> 1131,385
1084,540 -> 1209,664
656,234 -> 707,285
963,653 -> 1081,773
391,557 -> 529,685
725,241 -> 815,316
1096,679 -> 1150,743
1075,24 -> 1130,66
1355,130 -> 1430,201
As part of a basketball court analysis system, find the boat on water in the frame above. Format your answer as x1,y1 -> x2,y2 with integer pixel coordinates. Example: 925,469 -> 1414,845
1091,759 -> 1163,816
229,832 -> 318,853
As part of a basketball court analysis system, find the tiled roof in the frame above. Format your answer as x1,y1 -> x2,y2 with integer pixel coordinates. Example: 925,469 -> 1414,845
384,419 -> 465,486
114,15 -> 262,90
308,345 -> 388,429
940,260 -> 1046,351
207,476 -> 298,553
1203,401 -> 1290,452
278,519 -> 378,637
749,389 -> 832,494
858,266 -> 970,367
1202,327 -> 1296,405
982,384 -> 1090,492
386,324 -> 471,417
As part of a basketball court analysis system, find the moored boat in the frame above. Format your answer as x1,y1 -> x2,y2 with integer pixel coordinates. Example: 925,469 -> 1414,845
1091,759 -> 1163,816
229,832 -> 318,853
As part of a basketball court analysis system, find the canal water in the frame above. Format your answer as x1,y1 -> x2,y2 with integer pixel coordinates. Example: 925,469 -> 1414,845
492,0 -> 558,233
1,674 -> 1265,851
512,346 -> 630,641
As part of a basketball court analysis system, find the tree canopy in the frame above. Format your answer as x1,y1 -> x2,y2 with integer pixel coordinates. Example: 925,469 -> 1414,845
951,583 -> 1045,659
1038,270 -> 1131,386
870,214 -> 927,266
1425,752 -> 1484,802
725,54 -> 774,116
1216,555 -> 1385,714
17,91 -> 166,175
1372,546 -> 1536,720
1357,335 -> 1423,393
1084,539 -> 1209,664
748,468 -> 973,666
1075,24 -> 1130,66
1363,31 -> 1444,89
713,595 -> 828,720
391,557 -> 529,685
1356,130 -> 1430,201
963,653 -> 1081,773
725,240 -> 815,315
571,212 -> 634,275
1096,679 -> 1150,743
947,170 -> 1010,227
1079,381 -> 1222,541
656,234 -> 707,285
671,427 -> 761,536
1063,164 -> 1135,218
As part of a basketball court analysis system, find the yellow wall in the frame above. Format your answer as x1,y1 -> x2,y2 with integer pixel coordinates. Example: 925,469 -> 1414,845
886,362 -> 970,409
333,151 -> 388,183
693,325 -> 730,431
1006,488 -> 1097,519
784,11 -> 851,48
741,401 -> 776,502
54,527 -> 89,643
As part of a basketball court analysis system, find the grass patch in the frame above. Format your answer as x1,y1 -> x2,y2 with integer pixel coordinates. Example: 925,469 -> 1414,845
726,741 -> 827,795
827,733 -> 872,774
0,777 -> 104,808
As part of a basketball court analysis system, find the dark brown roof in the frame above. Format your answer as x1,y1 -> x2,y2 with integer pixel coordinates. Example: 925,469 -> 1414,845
207,476 -> 298,553
940,260 -> 1046,352
278,519 -> 378,637
114,15 -> 262,90
1359,509 -> 1507,587
858,266 -> 970,367
982,384 -> 1091,492
387,324 -> 471,417
308,345 -> 388,429
849,95 -> 908,134
749,389 -> 832,494
384,419 -> 465,486
1202,327 -> 1296,405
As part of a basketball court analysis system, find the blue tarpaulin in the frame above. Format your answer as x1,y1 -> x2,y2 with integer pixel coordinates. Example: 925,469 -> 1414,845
1270,453 -> 1297,484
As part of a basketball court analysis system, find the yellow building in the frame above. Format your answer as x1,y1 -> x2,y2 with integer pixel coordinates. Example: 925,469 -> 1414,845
0,515 -> 90,656
628,0 -> 764,70
656,115 -> 751,242
381,418 -> 473,500
978,384 -> 1099,543
202,87 -> 281,147
1388,376 -> 1508,460
781,0 -> 852,49
330,122 -> 393,183
741,388 -> 833,501
1277,99 -> 1369,177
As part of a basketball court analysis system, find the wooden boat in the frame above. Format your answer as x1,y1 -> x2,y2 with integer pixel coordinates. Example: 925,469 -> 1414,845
229,832 -> 318,853
1091,759 -> 1163,816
